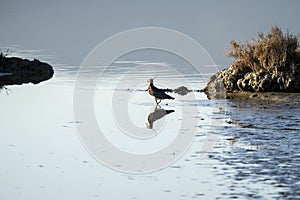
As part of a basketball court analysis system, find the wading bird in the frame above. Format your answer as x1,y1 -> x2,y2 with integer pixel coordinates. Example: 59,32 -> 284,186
147,79 -> 174,104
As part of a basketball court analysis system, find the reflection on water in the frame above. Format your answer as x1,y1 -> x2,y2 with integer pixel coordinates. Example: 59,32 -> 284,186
1,48 -> 300,199
146,105 -> 175,129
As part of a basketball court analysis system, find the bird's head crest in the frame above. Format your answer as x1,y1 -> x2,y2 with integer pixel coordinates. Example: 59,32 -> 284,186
147,74 -> 157,84
147,79 -> 154,84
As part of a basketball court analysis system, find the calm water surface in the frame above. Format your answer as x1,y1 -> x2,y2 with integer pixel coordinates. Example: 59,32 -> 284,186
0,49 -> 299,199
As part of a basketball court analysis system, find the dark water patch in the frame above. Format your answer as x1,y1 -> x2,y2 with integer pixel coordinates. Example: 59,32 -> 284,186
208,97 -> 300,199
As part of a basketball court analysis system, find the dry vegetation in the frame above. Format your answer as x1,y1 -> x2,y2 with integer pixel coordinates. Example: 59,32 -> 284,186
226,26 -> 300,73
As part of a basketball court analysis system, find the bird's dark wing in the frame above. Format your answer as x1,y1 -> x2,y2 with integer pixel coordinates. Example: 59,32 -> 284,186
152,85 -> 165,93
155,92 -> 175,100
152,85 -> 175,100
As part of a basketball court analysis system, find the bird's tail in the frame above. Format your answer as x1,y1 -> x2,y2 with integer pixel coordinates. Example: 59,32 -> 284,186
165,110 -> 175,114
168,96 -> 175,100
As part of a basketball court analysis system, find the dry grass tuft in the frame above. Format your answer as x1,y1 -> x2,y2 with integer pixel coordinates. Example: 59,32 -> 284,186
226,26 -> 300,73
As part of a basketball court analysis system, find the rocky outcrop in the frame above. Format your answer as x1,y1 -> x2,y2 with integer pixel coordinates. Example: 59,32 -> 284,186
205,64 -> 300,99
0,56 -> 54,87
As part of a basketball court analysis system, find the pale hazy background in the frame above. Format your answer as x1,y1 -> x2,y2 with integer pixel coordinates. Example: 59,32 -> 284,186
1,0 -> 300,68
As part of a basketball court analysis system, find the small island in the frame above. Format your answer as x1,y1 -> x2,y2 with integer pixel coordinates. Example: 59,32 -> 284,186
0,52 -> 54,88
205,26 -> 300,99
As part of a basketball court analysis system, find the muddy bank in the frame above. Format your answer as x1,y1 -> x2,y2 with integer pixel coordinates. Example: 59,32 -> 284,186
0,56 -> 54,87
225,91 -> 300,104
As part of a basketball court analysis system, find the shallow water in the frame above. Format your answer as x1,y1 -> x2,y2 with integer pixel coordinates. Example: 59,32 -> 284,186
0,49 -> 300,199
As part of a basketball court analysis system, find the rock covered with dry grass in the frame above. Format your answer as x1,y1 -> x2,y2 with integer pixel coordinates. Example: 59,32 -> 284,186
205,26 -> 300,98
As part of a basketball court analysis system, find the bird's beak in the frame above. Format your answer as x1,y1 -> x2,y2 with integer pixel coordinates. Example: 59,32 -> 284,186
146,122 -> 151,129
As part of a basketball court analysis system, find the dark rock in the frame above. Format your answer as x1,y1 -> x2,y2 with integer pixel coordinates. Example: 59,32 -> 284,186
205,64 -> 300,99
0,56 -> 54,87
173,86 -> 189,96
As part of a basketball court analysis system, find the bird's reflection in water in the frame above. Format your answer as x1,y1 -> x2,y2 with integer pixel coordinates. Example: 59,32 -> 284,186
146,105 -> 175,129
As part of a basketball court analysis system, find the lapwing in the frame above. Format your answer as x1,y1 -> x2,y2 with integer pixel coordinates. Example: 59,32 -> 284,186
147,79 -> 174,104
